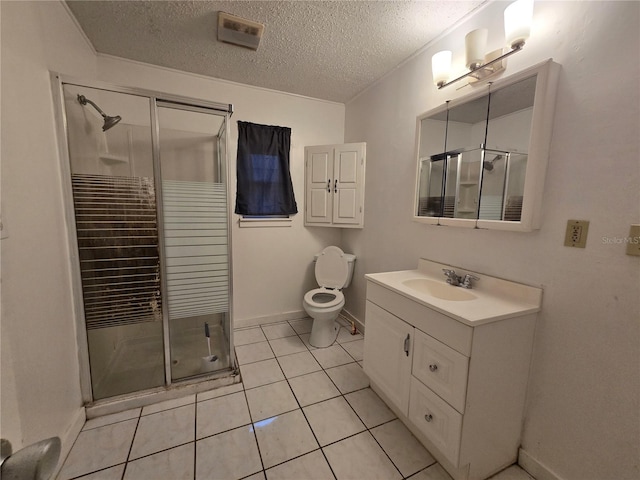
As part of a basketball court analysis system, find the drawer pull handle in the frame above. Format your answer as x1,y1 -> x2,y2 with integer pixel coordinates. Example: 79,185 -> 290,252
424,413 -> 433,422
429,364 -> 438,372
403,334 -> 410,356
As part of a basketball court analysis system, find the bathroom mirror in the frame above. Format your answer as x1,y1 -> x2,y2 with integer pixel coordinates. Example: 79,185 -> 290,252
414,59 -> 560,231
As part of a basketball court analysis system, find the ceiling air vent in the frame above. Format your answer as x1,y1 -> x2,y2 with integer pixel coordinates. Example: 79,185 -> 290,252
217,12 -> 264,50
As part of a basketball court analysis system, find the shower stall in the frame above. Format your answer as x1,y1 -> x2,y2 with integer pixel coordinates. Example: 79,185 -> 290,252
53,76 -> 235,403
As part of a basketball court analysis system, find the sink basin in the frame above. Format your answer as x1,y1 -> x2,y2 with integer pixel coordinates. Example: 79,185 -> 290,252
402,278 -> 477,301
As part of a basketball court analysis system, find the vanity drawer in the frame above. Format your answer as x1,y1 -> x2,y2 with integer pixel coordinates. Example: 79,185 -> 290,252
409,377 -> 462,467
412,329 -> 469,413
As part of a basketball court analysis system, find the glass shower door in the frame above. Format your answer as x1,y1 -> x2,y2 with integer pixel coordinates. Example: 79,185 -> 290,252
157,104 -> 231,381
63,84 -> 165,400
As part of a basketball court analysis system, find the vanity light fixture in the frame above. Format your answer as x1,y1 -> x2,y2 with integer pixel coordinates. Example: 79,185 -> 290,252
432,0 -> 534,89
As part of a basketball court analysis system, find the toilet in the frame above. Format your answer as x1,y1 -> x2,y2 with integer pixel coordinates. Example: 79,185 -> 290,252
303,246 -> 356,348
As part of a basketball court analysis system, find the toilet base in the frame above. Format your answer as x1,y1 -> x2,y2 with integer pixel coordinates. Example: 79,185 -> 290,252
309,319 -> 340,348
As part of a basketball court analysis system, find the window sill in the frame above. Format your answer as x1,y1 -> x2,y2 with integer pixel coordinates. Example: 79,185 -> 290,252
238,216 -> 293,228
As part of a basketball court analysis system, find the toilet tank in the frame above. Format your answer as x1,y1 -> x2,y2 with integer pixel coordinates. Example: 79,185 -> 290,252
313,252 -> 356,288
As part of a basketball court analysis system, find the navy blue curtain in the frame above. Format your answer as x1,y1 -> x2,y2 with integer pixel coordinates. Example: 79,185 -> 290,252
235,121 -> 298,215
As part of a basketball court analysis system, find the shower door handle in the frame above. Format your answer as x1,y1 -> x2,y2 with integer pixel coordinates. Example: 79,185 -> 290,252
404,334 -> 410,357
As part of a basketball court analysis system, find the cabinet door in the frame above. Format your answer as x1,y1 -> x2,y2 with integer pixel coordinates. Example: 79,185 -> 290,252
305,146 -> 333,225
332,143 -> 365,226
363,301 -> 413,415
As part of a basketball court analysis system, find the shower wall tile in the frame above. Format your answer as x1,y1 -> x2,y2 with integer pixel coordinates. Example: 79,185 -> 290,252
129,404 -> 195,460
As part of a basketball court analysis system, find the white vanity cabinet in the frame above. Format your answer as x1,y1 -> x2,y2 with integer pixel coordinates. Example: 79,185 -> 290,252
363,265 -> 540,480
304,143 -> 366,228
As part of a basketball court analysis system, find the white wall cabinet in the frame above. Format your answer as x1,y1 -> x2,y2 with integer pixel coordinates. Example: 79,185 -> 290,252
304,143 -> 366,228
363,279 -> 537,480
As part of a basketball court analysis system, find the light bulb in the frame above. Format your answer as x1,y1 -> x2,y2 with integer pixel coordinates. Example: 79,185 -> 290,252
465,29 -> 488,69
504,0 -> 534,49
432,50 -> 452,87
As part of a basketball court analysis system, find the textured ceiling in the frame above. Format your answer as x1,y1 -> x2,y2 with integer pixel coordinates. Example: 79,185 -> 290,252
66,1 -> 486,103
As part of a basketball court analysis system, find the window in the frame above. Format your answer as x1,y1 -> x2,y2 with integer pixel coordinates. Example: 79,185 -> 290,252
235,121 -> 297,218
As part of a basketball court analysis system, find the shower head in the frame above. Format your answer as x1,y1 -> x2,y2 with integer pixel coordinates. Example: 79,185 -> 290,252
483,154 -> 504,171
77,94 -> 122,132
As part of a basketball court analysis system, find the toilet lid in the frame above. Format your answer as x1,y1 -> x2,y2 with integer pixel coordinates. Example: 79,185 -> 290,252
315,246 -> 348,289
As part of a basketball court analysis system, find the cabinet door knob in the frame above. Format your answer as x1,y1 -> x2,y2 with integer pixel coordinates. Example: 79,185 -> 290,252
327,180 -> 331,193
403,334 -> 410,356
424,413 -> 433,422
334,179 -> 338,193
429,364 -> 438,372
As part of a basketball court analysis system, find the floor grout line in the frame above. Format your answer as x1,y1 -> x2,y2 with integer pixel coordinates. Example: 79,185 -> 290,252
62,319 -> 439,480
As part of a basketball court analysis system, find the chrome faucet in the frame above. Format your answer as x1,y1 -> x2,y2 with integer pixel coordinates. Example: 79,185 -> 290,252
461,274 -> 479,289
442,269 -> 479,289
442,269 -> 462,286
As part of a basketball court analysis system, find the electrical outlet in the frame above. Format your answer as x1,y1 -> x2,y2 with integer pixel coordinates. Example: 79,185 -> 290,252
626,224 -> 640,256
564,220 -> 589,248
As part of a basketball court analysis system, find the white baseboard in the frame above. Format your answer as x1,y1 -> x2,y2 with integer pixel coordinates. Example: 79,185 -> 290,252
519,448 -> 564,480
234,310 -> 308,330
340,308 -> 365,334
234,309 -> 365,334
54,406 -> 86,478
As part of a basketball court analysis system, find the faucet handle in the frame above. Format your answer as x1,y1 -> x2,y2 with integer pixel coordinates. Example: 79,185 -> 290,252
442,269 -> 460,285
461,274 -> 479,289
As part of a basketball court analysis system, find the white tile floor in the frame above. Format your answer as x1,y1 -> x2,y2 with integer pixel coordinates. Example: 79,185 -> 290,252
59,318 -> 535,480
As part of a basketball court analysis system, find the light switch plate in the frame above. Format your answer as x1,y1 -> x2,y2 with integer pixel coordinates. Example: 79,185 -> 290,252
626,224 -> 640,256
564,220 -> 589,248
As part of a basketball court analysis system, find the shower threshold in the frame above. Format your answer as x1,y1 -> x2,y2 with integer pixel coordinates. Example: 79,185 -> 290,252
85,367 -> 240,420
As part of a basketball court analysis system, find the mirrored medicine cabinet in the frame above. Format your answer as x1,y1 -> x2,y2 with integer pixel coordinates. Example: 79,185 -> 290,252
413,59 -> 560,231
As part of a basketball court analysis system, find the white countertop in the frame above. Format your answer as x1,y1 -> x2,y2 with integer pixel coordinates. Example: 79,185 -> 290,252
365,259 -> 542,326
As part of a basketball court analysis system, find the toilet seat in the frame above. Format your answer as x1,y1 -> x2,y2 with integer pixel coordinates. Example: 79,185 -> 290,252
304,287 -> 344,309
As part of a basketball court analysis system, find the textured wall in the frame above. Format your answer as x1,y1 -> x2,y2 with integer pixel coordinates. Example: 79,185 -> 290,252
343,2 -> 639,479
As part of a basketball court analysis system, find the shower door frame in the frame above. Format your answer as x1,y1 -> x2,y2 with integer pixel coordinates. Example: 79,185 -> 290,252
51,73 -> 236,404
